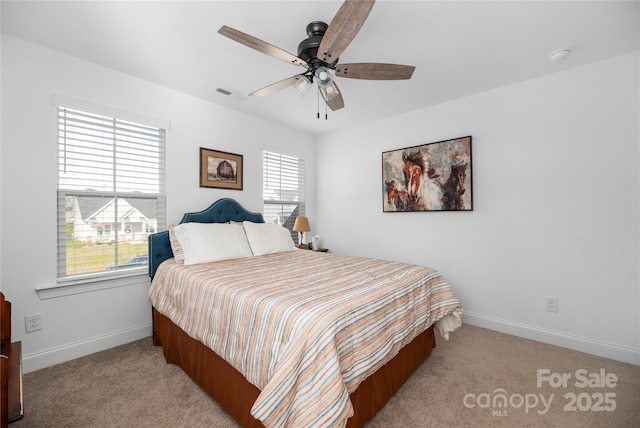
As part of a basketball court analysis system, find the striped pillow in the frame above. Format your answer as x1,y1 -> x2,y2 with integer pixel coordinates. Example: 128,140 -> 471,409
168,225 -> 185,263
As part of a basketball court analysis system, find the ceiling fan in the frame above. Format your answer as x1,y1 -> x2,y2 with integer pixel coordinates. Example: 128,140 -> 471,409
218,0 -> 415,113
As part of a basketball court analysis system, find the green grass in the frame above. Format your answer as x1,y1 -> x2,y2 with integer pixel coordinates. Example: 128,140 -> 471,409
65,240 -> 148,275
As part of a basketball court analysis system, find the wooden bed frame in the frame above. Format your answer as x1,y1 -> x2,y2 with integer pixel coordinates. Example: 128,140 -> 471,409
148,199 -> 437,427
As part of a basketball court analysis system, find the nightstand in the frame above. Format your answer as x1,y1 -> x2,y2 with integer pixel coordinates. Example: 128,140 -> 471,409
296,244 -> 328,252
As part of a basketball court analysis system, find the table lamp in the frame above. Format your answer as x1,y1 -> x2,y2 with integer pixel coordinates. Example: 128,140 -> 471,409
292,216 -> 311,245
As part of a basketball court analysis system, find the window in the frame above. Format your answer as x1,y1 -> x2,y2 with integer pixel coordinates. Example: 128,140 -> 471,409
56,103 -> 166,279
263,151 -> 305,241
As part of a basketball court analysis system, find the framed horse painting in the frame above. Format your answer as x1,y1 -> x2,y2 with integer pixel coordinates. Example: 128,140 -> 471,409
382,136 -> 472,212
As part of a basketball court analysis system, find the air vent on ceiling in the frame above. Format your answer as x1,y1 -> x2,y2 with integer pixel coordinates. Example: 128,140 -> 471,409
215,87 -> 248,101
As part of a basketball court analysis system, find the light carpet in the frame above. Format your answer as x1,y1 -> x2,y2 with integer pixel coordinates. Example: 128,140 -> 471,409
12,324 -> 639,427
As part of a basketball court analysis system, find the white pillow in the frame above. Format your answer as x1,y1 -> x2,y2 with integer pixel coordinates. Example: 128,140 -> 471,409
242,221 -> 296,256
171,223 -> 253,265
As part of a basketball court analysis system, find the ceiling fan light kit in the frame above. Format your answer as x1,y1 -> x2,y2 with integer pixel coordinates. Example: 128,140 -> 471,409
217,0 -> 415,116
320,84 -> 340,101
294,76 -> 313,96
314,66 -> 335,88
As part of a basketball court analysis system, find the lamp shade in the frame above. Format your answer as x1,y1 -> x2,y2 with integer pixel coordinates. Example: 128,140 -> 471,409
293,216 -> 311,232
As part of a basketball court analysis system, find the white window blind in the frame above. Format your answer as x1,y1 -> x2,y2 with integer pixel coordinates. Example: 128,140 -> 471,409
57,106 -> 166,279
263,151 -> 305,240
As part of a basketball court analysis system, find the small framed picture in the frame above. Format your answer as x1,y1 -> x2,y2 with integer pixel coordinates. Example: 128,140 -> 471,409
199,148 -> 243,190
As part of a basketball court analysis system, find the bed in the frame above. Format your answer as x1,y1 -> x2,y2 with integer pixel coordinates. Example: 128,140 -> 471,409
148,198 -> 463,427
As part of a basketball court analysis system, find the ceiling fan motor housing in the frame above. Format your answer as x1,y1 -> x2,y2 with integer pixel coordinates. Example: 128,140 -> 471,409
297,21 -> 338,74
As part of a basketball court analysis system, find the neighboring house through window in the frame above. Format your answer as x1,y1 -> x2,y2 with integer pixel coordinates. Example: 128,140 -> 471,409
56,97 -> 167,279
263,150 -> 306,241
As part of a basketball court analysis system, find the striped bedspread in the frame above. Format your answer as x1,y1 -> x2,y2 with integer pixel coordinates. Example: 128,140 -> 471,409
148,249 -> 463,427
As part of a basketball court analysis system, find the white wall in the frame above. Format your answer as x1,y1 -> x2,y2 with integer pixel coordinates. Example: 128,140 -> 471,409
1,33 -> 637,372
316,52 -> 640,365
0,36 -> 316,372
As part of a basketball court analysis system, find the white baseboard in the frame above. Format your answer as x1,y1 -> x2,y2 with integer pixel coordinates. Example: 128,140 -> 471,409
21,314 -> 640,373
22,322 -> 153,373
463,312 -> 640,366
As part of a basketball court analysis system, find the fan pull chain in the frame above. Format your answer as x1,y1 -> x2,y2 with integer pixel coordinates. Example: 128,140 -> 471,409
315,87 -> 329,120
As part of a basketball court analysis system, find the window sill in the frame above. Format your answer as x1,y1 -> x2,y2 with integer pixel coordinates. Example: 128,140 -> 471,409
36,269 -> 149,300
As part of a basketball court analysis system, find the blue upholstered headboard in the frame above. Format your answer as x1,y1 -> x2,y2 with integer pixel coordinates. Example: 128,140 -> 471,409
148,198 -> 264,278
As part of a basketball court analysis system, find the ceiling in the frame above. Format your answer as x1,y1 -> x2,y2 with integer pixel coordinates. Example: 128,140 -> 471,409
2,1 -> 638,136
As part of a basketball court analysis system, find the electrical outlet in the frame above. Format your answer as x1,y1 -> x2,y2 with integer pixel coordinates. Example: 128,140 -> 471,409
25,313 -> 43,333
545,297 -> 558,313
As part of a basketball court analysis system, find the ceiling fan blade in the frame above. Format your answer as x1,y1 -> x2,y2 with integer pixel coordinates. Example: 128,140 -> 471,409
250,74 -> 307,97
335,63 -> 415,80
218,25 -> 307,68
317,0 -> 375,63
319,81 -> 345,111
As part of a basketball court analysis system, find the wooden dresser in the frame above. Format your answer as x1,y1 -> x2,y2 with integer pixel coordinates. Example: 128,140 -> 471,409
1,292 -> 23,427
